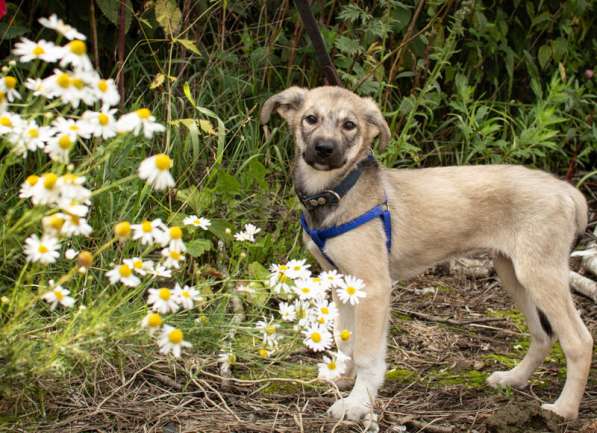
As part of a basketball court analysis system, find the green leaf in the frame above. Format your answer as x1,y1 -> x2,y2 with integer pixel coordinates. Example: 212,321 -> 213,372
175,38 -> 201,56
186,239 -> 212,258
155,0 -> 182,35
207,219 -> 234,240
537,44 -> 551,69
334,35 -> 363,56
96,0 -> 133,33
248,262 -> 269,281
215,171 -> 241,196
0,22 -> 29,40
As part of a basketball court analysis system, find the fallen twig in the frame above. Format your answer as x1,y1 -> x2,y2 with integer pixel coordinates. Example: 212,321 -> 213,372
570,271 -> 597,302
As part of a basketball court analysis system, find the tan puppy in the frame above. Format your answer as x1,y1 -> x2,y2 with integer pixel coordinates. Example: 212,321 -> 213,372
260,86 -> 593,421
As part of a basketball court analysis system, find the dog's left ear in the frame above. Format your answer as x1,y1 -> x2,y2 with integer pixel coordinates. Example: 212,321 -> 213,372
260,87 -> 307,125
362,97 -> 391,150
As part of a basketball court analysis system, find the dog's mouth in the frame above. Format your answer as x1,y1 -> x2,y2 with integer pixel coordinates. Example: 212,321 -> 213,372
302,152 -> 346,171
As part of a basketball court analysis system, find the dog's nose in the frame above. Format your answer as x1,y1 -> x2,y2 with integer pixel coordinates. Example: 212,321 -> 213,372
314,140 -> 335,158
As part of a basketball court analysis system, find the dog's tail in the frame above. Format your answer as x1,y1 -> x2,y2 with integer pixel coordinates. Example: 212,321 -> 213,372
567,185 -> 588,236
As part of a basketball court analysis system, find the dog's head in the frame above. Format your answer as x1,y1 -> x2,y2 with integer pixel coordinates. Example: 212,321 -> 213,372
260,86 -> 390,171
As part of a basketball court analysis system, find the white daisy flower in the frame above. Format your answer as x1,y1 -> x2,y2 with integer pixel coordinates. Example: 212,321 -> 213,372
81,109 -> 117,139
56,174 -> 91,204
19,174 -> 40,199
303,324 -> 333,352
158,225 -> 185,251
293,278 -> 322,301
0,76 -> 21,101
42,69 -> 94,108
293,299 -> 312,329
234,223 -> 261,243
138,154 -> 175,191
123,257 -> 154,276
30,172 -> 61,205
218,351 -> 237,371
12,38 -> 62,63
116,108 -> 165,138
310,275 -> 331,294
256,316 -> 281,348
147,287 -> 180,314
45,132 -> 76,163
279,301 -> 296,322
39,15 -> 86,40
320,270 -> 344,288
183,215 -> 211,230
52,116 -> 93,139
58,199 -> 90,218
313,300 -> 338,328
335,328 -> 352,343
42,212 -> 67,236
65,248 -> 78,260
24,234 -> 60,264
131,218 -> 167,245
59,39 -> 93,71
173,283 -> 201,310
106,263 -> 141,287
42,285 -> 75,310
13,121 -> 53,154
269,263 -> 294,294
0,112 -> 24,135
161,247 -> 185,269
148,264 -> 172,279
61,213 -> 93,237
285,259 -> 311,280
141,311 -> 163,334
337,275 -> 367,305
318,352 -> 349,381
25,78 -> 46,96
158,325 -> 192,358
91,76 -> 119,107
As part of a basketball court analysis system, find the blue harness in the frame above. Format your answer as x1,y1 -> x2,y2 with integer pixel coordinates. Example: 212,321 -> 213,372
297,156 -> 392,269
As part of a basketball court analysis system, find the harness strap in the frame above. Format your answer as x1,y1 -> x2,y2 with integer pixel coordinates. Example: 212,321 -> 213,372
300,202 -> 392,268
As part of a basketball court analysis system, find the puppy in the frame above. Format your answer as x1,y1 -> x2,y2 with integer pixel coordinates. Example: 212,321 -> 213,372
260,86 -> 593,421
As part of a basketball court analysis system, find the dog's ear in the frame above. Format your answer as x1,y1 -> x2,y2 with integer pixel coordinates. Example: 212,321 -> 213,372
362,97 -> 391,150
260,87 -> 307,125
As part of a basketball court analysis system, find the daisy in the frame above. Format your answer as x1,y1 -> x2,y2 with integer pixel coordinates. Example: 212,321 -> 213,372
293,278 -> 322,301
132,218 -> 167,245
337,275 -> 367,305
59,39 -> 93,71
52,116 -> 93,139
77,250 -> 93,269
336,328 -> 352,343
0,112 -> 23,135
39,15 -> 86,40
116,108 -> 165,138
64,248 -> 78,260
58,198 -> 90,218
269,263 -> 294,294
147,287 -> 179,314
148,264 -> 172,279
16,121 -> 53,153
303,324 -> 333,352
183,215 -> 211,230
138,154 -> 175,191
313,300 -> 338,328
293,299 -> 312,328
24,234 -> 60,264
56,174 -> 91,204
42,69 -> 94,108
158,325 -> 192,358
19,174 -> 40,199
42,285 -> 75,310
30,172 -> 60,205
114,221 -> 132,240
286,259 -> 311,280
123,257 -> 153,276
45,132 -> 76,163
141,311 -> 163,334
279,301 -> 296,321
161,247 -> 185,269
256,316 -> 281,348
0,76 -> 21,101
159,225 -> 185,251
173,283 -> 201,310
318,353 -> 349,381
81,109 -> 117,139
320,270 -> 344,288
218,351 -> 236,371
12,38 -> 62,63
106,263 -> 141,287
234,223 -> 261,242
61,213 -> 93,237
92,76 -> 119,107
258,348 -> 271,358
41,212 -> 67,236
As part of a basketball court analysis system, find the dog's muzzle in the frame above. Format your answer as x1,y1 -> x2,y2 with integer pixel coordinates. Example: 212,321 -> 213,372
304,139 -> 344,170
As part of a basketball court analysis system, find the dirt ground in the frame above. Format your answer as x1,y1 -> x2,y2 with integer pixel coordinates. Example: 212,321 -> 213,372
5,263 -> 597,433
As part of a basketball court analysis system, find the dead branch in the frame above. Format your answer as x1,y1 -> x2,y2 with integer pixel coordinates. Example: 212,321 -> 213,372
570,271 -> 597,302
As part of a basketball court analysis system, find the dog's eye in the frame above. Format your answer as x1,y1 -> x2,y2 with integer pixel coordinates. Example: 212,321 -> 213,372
304,115 -> 318,125
342,120 -> 357,131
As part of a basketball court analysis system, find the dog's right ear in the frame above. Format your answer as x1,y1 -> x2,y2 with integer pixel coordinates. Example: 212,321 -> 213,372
260,87 -> 307,125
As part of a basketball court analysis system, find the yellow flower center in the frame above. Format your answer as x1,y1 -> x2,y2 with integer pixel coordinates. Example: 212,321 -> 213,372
118,264 -> 132,278
133,259 -> 143,269
312,277 -> 321,283
69,124 -> 79,131
169,250 -> 182,260
265,325 -> 276,336
97,79 -> 108,92
346,286 -> 356,295
159,288 -> 171,300
181,290 -> 191,298
141,220 -> 153,233
279,273 -> 288,283
43,173 -> 58,189
321,306 -> 329,315
4,76 -> 17,89
28,127 -> 39,138
54,289 -> 64,301
98,113 -> 109,125
136,108 -> 151,119
317,317 -> 326,325
310,332 -> 321,343
26,175 -> 39,186
258,348 -> 269,358
56,73 -> 71,88
0,116 -> 12,127
327,360 -> 337,370
70,214 -> 80,225
72,78 -> 85,90
147,313 -> 162,328
48,215 -> 65,230
69,40 -> 87,55
154,154 -> 172,171
169,226 -> 182,239
62,173 -> 78,183
168,328 -> 183,344
58,134 -> 73,150
300,286 -> 310,294
33,45 -> 45,56
279,265 -> 288,271
77,251 -> 93,268
293,266 -> 301,271
0,91 -> 5,102
38,244 -> 49,254
339,329 -> 351,341
114,221 -> 131,237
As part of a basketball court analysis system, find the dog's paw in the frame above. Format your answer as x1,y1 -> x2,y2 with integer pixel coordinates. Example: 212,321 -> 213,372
327,396 -> 372,421
541,402 -> 578,420
486,370 -> 528,389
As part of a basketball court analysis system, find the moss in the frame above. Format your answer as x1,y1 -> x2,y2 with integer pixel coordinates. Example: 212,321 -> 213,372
482,353 -> 520,369
255,363 -> 322,395
426,369 -> 488,388
487,309 -> 527,333
385,367 -> 416,382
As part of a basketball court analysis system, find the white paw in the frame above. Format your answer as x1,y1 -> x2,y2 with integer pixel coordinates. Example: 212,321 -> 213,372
541,403 -> 578,420
486,370 -> 528,389
327,396 -> 372,421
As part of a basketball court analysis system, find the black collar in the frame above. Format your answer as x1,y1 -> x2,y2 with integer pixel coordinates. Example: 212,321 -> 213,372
297,154 -> 377,210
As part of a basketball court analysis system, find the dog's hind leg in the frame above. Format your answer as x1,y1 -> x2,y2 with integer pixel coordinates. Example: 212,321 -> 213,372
487,254 -> 556,389
512,255 -> 593,419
